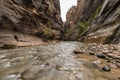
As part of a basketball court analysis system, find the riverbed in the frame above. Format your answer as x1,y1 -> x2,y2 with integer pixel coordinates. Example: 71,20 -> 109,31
0,42 -> 120,80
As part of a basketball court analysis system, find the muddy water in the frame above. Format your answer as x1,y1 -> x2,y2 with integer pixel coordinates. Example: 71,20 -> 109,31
0,42 -> 119,80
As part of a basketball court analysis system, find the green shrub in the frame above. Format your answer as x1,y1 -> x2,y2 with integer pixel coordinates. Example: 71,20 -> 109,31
75,5 -> 102,39
43,27 -> 53,39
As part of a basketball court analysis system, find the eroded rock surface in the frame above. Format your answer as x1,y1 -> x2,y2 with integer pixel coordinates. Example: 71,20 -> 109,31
64,0 -> 104,40
0,0 -> 63,46
81,0 -> 120,44
65,0 -> 120,44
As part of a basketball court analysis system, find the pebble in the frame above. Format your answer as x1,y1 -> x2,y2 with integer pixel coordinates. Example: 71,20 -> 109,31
74,49 -> 84,54
116,62 -> 120,68
102,50 -> 109,54
109,63 -> 117,69
97,53 -> 106,58
107,60 -> 111,63
116,77 -> 120,80
89,51 -> 95,55
92,59 -> 102,68
102,65 -> 111,72
93,59 -> 102,65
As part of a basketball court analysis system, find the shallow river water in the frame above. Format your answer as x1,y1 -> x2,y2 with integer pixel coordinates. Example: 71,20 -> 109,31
0,42 -> 119,80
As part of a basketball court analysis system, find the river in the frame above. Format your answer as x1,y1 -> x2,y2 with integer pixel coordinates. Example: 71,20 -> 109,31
0,42 -> 119,80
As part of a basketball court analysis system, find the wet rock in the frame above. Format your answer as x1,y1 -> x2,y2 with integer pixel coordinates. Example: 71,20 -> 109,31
93,59 -> 102,67
74,48 -> 84,54
0,54 -> 6,59
116,77 -> 120,80
102,50 -> 109,54
97,53 -> 106,59
89,51 -> 95,55
111,61 -> 116,64
109,63 -> 117,69
107,60 -> 111,63
116,62 -> 120,68
2,74 -> 21,80
102,65 -> 111,72
93,59 -> 102,65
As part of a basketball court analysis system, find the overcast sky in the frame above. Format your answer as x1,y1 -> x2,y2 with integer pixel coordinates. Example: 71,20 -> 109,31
60,0 -> 77,21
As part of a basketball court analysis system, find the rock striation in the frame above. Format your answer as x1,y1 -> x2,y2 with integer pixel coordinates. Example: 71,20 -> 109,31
64,0 -> 104,40
65,0 -> 120,44
0,0 -> 63,46
80,0 -> 120,44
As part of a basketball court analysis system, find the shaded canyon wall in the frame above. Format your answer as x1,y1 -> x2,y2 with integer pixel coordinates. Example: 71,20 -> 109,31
65,0 -> 120,44
0,0 -> 63,47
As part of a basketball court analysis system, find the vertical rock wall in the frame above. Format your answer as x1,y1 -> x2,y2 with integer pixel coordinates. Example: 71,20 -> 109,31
0,0 -> 63,46
65,0 -> 120,44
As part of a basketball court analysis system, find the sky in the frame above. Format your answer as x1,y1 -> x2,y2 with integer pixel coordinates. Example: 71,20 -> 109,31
60,0 -> 77,21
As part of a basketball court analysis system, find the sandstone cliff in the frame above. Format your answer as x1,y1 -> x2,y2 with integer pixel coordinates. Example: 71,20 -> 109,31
65,0 -> 120,44
80,0 -> 120,44
65,0 -> 104,40
0,0 -> 63,47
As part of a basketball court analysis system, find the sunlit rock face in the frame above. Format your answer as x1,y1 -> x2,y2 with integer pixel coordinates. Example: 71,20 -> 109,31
0,0 -> 63,46
80,0 -> 120,44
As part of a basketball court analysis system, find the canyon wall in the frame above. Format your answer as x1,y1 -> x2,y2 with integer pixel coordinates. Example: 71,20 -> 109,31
65,0 -> 104,40
0,0 -> 63,47
65,0 -> 120,44
80,0 -> 120,44
0,0 -> 119,46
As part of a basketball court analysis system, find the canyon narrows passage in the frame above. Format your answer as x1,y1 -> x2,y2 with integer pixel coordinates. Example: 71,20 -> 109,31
0,0 -> 120,80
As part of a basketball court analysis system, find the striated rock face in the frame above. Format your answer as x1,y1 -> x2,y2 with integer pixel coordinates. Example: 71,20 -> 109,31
74,0 -> 104,24
65,0 -> 120,44
66,6 -> 77,23
80,0 -> 120,44
65,0 -> 104,40
0,0 -> 63,46
66,0 -> 103,23
64,6 -> 77,40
